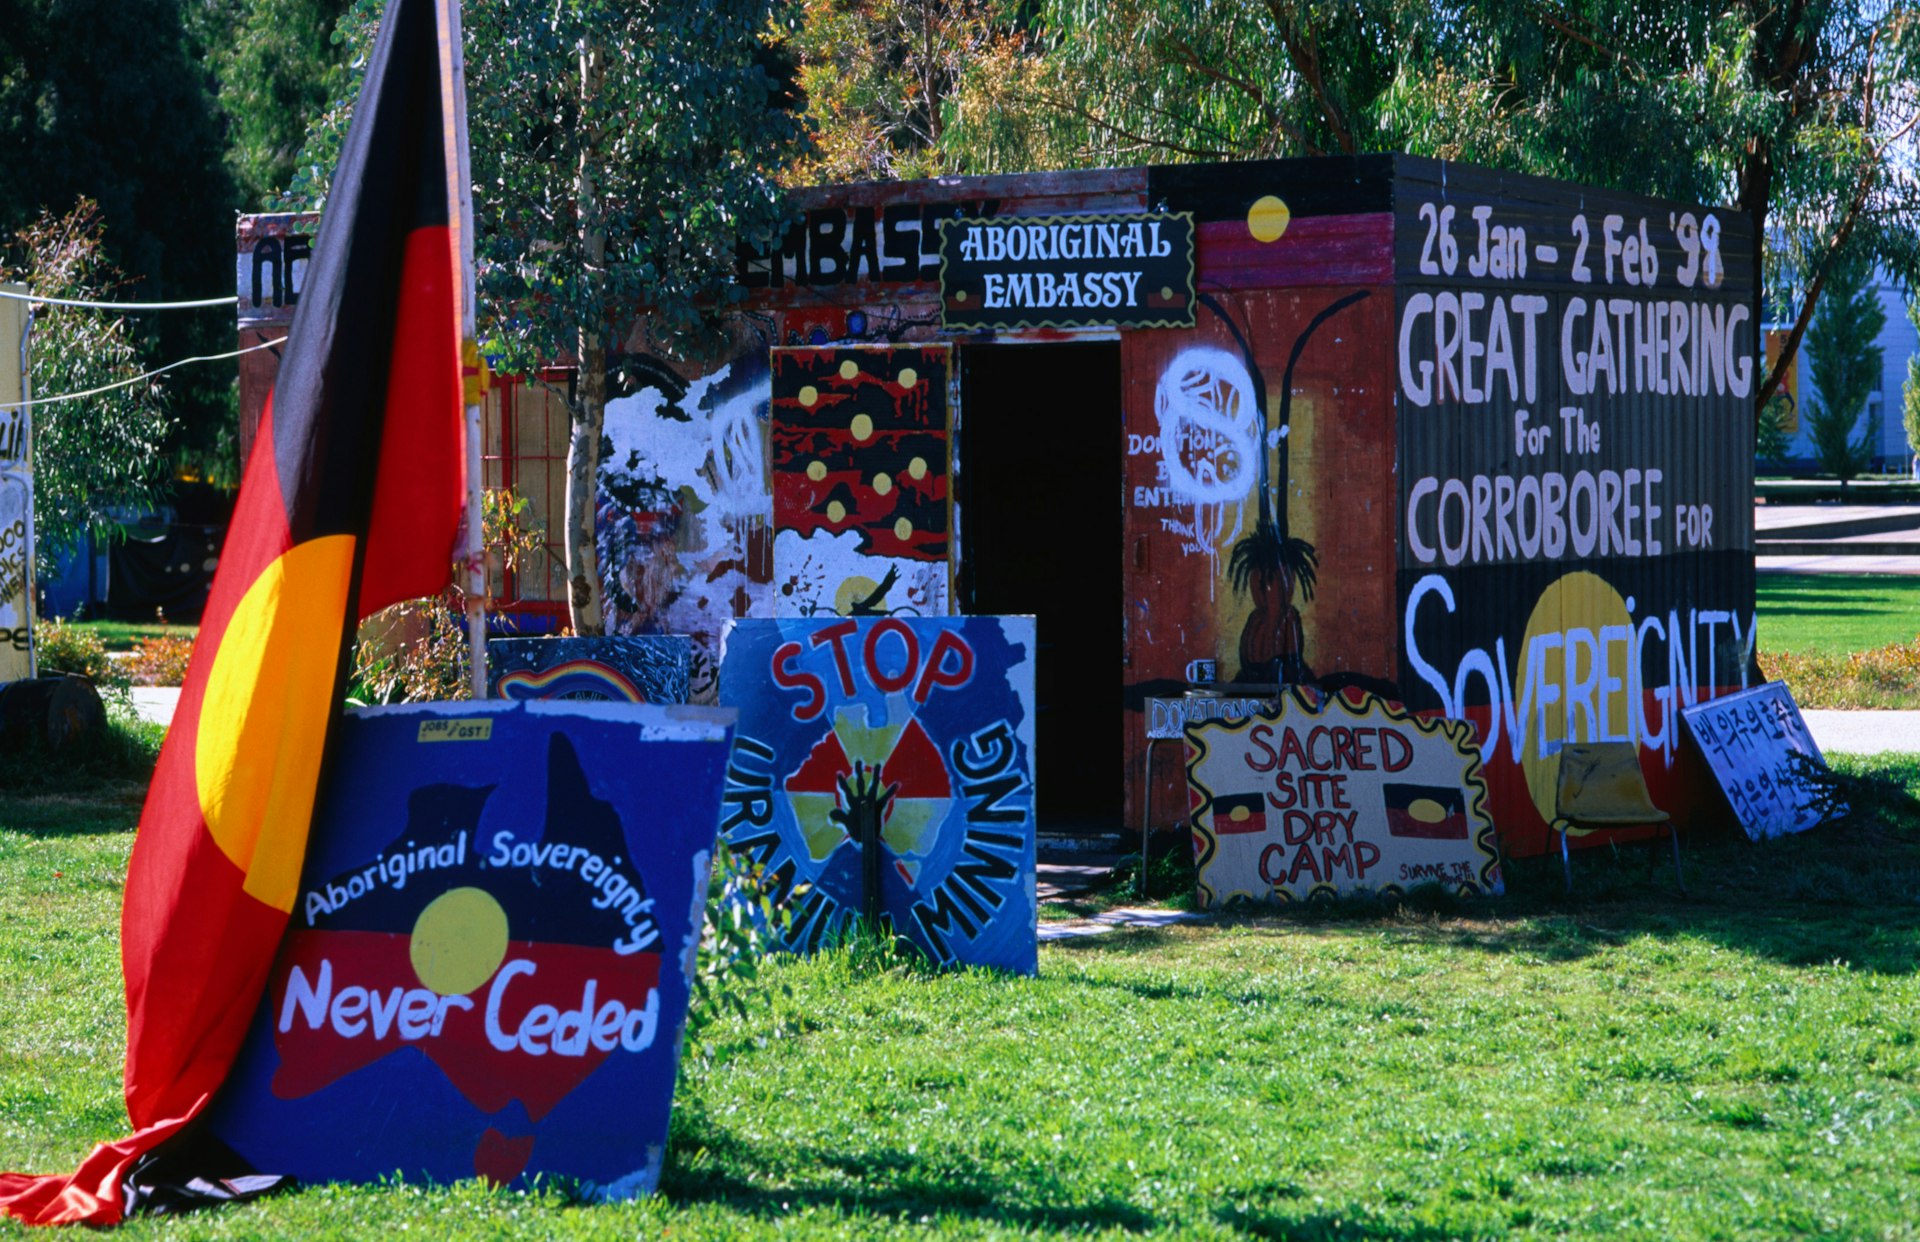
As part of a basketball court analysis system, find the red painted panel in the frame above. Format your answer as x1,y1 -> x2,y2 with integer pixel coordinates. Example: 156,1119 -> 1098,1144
1196,213 -> 1393,289
1122,287 -> 1397,838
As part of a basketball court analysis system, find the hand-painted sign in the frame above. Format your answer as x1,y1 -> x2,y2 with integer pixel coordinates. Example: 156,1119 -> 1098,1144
203,699 -> 735,1199
1682,682 -> 1839,839
1186,688 -> 1501,906
719,616 -> 1037,974
489,635 -> 691,704
770,346 -> 953,618
1146,694 -> 1279,741
938,212 -> 1196,331
0,285 -> 31,681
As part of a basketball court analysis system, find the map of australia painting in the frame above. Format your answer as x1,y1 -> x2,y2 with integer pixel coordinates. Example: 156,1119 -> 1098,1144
201,700 -> 734,1200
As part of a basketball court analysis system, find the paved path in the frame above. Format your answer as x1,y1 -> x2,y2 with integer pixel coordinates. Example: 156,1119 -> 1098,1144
1801,710 -> 1920,755
1756,504 -> 1920,574
131,687 -> 180,727
1039,908 -> 1209,942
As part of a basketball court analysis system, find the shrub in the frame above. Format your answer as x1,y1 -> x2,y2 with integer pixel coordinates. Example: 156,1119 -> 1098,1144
124,634 -> 194,686
33,617 -> 113,682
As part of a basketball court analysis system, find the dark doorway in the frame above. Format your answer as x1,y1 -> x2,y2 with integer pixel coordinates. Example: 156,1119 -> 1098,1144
959,342 -> 1123,836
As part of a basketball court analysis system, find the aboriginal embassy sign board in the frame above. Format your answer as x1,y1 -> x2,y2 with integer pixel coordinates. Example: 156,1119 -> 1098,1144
938,212 -> 1195,331
203,700 -> 734,1198
1186,689 -> 1501,906
719,616 -> 1037,974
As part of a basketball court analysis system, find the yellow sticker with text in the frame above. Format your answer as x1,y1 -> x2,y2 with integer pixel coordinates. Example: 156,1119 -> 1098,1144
417,718 -> 492,743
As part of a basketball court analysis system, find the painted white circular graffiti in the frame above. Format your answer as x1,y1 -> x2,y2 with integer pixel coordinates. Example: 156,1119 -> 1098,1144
1154,347 -> 1257,506
707,388 -> 767,519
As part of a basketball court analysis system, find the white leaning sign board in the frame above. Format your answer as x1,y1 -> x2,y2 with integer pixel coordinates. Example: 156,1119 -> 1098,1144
1681,682 -> 1837,840
0,285 -> 30,683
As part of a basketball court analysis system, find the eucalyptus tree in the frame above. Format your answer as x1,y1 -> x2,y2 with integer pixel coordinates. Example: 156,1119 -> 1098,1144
929,0 -> 1920,413
293,0 -> 808,633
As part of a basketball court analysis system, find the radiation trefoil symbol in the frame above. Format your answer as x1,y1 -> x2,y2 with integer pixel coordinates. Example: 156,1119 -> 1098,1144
784,701 -> 951,886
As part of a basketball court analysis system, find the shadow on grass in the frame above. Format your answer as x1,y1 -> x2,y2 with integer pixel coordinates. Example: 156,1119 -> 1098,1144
1043,765 -> 1920,978
1217,1205 -> 1463,1242
665,1106 -> 1458,1239
662,1118 -> 1157,1232
0,711 -> 159,835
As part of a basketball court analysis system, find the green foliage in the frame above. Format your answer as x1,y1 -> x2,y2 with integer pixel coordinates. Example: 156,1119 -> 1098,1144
0,712 -> 160,792
1803,252 -> 1888,484
350,489 -> 544,704
30,616 -> 113,683
2,203 -> 174,571
211,0 -> 356,208
291,0 -> 810,632
788,0 -> 1012,183
122,632 -> 194,687
0,0 -> 240,472
1905,294 -> 1920,470
681,844 -> 795,1075
1756,393 -> 1795,462
33,612 -> 140,720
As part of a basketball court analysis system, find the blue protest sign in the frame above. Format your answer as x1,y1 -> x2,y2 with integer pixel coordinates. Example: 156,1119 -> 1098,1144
718,616 -> 1037,974
202,699 -> 733,1199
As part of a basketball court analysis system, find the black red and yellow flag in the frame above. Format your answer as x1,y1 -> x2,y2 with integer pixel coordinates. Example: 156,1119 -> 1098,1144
0,0 -> 467,1224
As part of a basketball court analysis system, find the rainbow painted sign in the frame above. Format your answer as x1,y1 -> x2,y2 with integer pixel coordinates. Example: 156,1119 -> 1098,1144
201,699 -> 733,1198
719,616 -> 1037,974
488,636 -> 691,704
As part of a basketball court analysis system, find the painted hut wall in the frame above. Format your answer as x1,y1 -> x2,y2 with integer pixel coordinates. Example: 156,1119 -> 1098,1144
236,155 -> 1757,857
1387,160 -> 1756,856
1121,286 -> 1398,841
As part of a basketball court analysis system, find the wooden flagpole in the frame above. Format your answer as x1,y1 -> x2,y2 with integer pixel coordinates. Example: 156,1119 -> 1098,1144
435,0 -> 488,700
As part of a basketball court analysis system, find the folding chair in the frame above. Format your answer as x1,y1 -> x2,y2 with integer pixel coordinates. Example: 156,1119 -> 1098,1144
1550,741 -> 1684,896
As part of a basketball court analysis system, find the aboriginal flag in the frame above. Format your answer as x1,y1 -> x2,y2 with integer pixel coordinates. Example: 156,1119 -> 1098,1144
0,0 -> 467,1224
1382,783 -> 1469,840
1211,792 -> 1268,835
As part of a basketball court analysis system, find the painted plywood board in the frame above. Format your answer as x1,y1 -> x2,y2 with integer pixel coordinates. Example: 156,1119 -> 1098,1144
0,285 -> 29,680
770,346 -> 952,618
1682,682 -> 1839,839
1186,688 -> 1501,906
203,700 -> 735,1199
489,636 -> 691,704
718,616 -> 1036,974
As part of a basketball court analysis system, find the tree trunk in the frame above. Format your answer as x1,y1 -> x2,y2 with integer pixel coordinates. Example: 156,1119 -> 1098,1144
564,37 -> 606,637
564,360 -> 604,636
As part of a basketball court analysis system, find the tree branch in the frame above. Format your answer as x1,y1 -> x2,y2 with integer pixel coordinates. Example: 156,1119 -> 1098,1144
1266,0 -> 1356,154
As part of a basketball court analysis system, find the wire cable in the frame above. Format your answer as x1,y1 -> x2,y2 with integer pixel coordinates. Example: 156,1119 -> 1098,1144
0,288 -> 240,311
0,336 -> 287,412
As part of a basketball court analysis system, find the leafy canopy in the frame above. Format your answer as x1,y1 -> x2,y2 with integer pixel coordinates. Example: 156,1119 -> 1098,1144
0,0 -> 239,477
3,203 -> 174,571
290,0 -> 807,370
802,0 -> 1920,411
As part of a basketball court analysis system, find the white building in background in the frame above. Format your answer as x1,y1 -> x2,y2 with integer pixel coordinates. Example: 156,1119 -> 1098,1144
1778,272 -> 1920,471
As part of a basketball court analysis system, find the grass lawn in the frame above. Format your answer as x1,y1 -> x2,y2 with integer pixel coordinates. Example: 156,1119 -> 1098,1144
1756,574 -> 1920,654
6,758 -> 1920,1238
63,620 -> 199,653
1757,575 -> 1920,709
